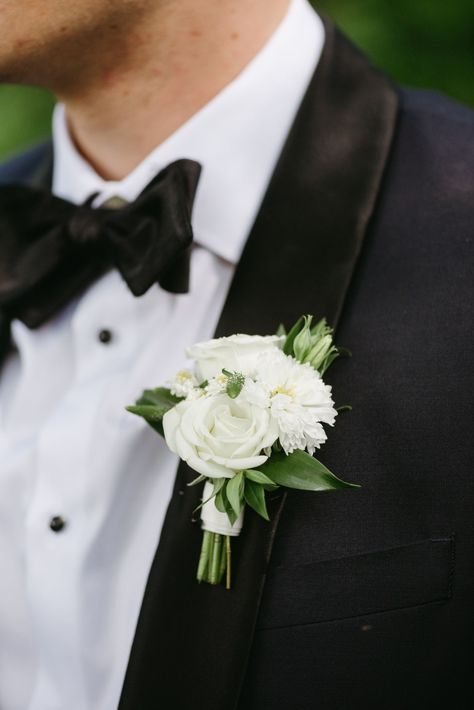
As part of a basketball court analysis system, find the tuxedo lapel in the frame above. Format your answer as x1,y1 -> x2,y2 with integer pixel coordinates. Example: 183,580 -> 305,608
119,19 -> 399,710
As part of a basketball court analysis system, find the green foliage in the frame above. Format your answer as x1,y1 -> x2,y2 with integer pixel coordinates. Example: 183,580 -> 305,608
244,478 -> 270,520
257,449 -> 359,491
0,85 -> 54,160
215,481 -> 239,525
1,1 -> 472,159
126,387 -> 183,436
314,0 -> 474,106
289,315 -> 343,375
226,471 -> 245,517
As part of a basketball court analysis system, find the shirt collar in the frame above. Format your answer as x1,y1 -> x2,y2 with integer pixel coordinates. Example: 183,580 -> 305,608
52,0 -> 324,265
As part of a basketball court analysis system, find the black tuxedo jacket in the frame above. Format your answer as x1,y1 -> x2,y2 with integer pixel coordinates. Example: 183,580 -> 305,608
1,20 -> 473,710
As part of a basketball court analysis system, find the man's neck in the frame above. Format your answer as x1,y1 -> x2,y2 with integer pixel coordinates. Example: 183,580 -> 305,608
57,0 -> 290,180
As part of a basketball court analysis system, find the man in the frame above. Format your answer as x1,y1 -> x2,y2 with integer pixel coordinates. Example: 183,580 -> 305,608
0,0 -> 472,708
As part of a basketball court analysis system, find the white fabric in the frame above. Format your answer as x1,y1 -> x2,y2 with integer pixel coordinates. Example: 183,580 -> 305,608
201,481 -> 245,536
0,1 -> 324,708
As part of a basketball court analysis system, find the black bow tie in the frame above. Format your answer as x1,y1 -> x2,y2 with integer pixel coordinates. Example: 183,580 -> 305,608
0,158 -> 201,330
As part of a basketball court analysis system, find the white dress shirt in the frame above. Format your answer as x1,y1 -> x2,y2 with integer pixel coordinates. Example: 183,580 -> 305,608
0,1 -> 324,708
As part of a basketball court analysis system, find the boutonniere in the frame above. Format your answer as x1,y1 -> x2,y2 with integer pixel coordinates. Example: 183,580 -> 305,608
127,315 -> 358,588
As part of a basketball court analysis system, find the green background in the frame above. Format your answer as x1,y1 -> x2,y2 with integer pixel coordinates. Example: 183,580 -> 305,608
1,0 -> 473,160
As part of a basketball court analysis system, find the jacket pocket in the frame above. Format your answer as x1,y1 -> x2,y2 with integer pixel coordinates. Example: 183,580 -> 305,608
257,536 -> 455,630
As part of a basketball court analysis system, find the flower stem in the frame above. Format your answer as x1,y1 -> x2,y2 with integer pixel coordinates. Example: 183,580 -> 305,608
226,535 -> 232,590
197,530 -> 212,582
196,532 -> 232,588
208,531 -> 215,574
210,533 -> 223,584
219,537 -> 227,579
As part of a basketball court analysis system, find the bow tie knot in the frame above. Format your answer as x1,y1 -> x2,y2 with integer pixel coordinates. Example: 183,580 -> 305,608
67,202 -> 105,245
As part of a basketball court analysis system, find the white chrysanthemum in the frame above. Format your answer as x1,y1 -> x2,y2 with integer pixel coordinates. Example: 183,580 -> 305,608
252,349 -> 337,455
241,377 -> 271,409
167,369 -> 199,398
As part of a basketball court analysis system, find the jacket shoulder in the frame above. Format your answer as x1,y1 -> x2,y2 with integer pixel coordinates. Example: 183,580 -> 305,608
0,140 -> 53,186
400,87 -> 474,128
397,88 -> 474,174
388,88 -> 474,209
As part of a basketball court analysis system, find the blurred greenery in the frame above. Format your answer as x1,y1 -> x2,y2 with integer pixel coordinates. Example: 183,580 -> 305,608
0,0 -> 473,160
0,85 -> 55,160
315,0 -> 474,105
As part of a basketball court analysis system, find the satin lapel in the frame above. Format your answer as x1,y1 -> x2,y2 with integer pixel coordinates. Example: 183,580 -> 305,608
119,21 -> 399,710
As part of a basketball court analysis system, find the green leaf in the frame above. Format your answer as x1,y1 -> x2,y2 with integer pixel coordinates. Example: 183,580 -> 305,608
212,477 -> 226,496
276,323 -> 287,337
193,477 -> 225,514
136,387 -> 183,409
244,469 -> 278,487
125,404 -> 166,422
283,315 -> 304,356
244,479 -> 270,521
187,474 -> 207,487
215,485 -> 238,525
226,472 -> 244,517
127,387 -> 184,437
257,450 -> 360,491
215,487 -> 226,514
126,404 -> 167,436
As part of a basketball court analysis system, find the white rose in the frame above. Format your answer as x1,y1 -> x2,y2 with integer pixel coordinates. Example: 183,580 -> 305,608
163,393 -> 279,478
186,333 -> 284,381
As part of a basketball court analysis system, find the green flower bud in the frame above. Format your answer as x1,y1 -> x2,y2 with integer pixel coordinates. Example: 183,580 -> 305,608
293,315 -> 314,361
293,317 -> 341,375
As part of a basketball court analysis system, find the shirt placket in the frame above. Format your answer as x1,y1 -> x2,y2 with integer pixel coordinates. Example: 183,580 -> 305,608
24,275 -> 137,710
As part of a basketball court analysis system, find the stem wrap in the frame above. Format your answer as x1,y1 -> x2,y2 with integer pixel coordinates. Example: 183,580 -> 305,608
200,480 -> 244,536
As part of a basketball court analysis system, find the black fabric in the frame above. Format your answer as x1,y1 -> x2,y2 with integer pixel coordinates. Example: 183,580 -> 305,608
237,89 -> 474,710
0,18 -> 473,710
257,537 -> 455,629
0,158 -> 201,329
118,19 -> 400,710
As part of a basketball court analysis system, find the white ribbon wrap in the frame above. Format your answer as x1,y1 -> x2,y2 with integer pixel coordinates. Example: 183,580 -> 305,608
200,480 -> 244,537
